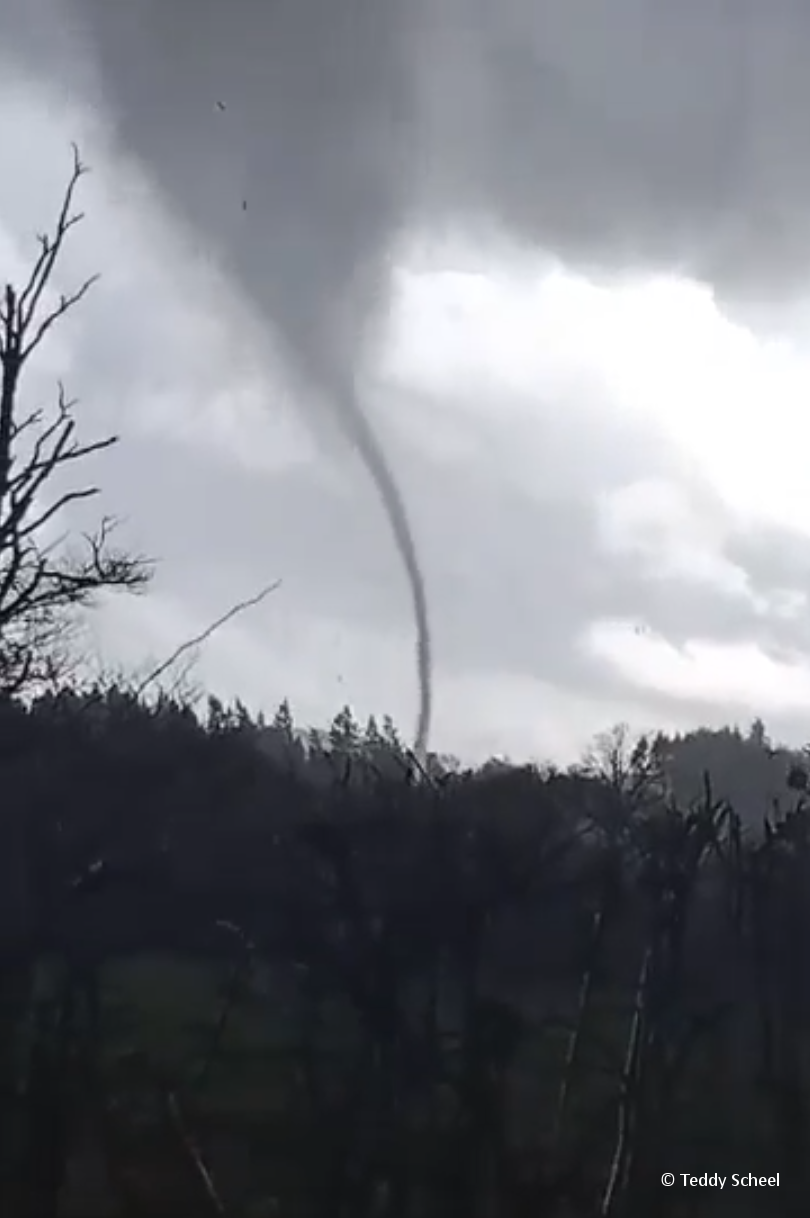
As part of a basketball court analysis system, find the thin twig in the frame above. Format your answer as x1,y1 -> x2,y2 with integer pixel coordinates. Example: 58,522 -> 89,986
134,580 -> 282,699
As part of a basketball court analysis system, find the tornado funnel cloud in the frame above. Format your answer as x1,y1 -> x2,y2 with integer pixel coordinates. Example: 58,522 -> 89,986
52,0 -> 435,755
339,389 -> 432,761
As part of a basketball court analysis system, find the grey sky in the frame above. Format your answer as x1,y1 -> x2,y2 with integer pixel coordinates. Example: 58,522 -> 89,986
2,0 -> 810,762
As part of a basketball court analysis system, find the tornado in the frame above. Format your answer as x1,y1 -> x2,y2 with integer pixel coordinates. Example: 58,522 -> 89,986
62,0 -> 434,759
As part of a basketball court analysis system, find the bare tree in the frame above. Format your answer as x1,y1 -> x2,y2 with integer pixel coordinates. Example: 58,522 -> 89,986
0,145 -> 151,693
582,723 -> 668,807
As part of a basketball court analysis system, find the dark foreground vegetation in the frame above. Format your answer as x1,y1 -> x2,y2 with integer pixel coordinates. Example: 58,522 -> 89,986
2,149 -> 810,1216
1,696 -> 809,1218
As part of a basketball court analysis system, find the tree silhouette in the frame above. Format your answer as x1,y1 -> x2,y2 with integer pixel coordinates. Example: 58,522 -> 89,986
273,697 -> 295,740
0,145 -> 150,693
329,704 -> 362,755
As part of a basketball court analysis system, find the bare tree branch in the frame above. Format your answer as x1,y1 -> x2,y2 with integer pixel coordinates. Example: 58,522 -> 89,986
134,580 -> 282,699
0,146 -> 152,692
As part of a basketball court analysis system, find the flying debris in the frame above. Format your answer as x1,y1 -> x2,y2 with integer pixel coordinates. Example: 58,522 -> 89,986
215,100 -> 226,112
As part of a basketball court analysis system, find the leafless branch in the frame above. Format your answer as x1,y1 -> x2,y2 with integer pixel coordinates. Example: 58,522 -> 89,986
0,146 -> 152,692
134,580 -> 282,699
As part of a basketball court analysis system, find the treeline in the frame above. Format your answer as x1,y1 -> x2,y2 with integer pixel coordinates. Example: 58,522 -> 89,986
0,686 -> 808,1216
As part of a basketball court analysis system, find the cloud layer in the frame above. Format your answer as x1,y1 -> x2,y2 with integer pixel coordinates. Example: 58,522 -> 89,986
2,0 -> 810,761
63,0 -> 810,348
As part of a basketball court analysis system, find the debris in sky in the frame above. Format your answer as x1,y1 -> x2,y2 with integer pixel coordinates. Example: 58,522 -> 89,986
215,100 -> 226,111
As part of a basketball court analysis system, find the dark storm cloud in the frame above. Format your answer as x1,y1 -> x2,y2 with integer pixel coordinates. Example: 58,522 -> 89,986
64,0 -> 810,336
54,0 -> 810,432
9,0 -> 810,485
6,0 -> 810,754
414,0 -> 810,306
